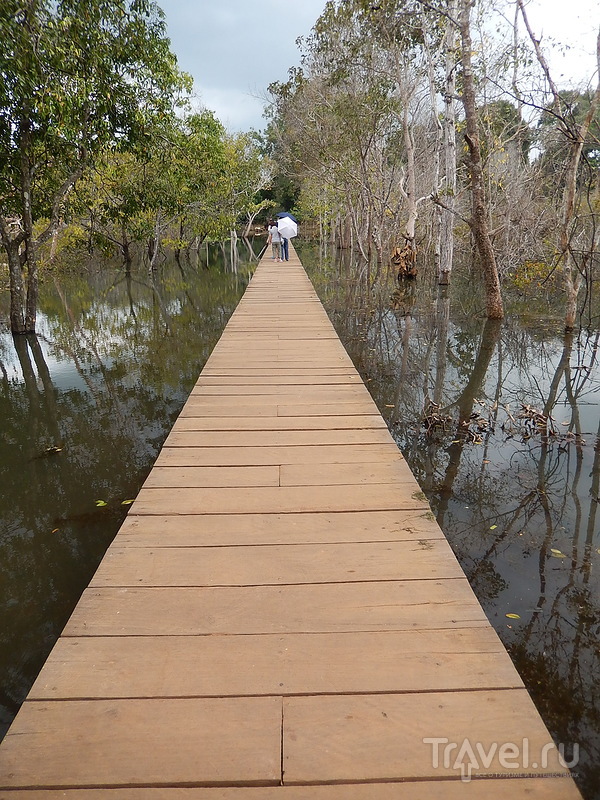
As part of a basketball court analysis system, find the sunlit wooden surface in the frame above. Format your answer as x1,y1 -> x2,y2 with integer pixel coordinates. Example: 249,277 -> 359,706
0,246 -> 582,798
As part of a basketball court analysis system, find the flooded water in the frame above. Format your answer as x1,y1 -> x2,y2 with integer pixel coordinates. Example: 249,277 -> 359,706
0,243 -> 256,740
1,237 -> 598,797
299,242 -> 600,800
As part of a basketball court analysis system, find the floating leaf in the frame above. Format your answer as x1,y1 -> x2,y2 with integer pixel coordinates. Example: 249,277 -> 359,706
596,548 -> 600,555
483,459 -> 491,464
506,613 -> 521,619
551,550 -> 567,559
51,528 -> 59,534
121,499 -> 134,505
95,500 -> 108,507
550,548 -> 563,555
490,524 -> 498,530
385,404 -> 394,408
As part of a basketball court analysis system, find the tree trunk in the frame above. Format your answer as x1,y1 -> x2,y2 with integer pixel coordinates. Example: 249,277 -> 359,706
148,211 -> 162,273
439,0 -> 458,284
121,225 -> 132,265
20,121 -> 38,332
3,234 -> 27,334
402,101 -> 418,254
517,5 -> 600,332
459,0 -> 504,319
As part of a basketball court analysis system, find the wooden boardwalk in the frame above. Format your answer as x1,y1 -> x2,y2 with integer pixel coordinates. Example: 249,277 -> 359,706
0,247 -> 582,798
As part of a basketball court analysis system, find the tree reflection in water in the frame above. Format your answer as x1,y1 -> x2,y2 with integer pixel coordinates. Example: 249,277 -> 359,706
303,243 -> 600,800
0,243 -> 255,744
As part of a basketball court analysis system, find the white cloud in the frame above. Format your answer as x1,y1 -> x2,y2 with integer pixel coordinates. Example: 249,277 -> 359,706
160,0 -> 599,132
161,0 -> 326,131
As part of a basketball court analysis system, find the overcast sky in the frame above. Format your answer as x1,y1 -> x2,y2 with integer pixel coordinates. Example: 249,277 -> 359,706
158,1 -> 599,134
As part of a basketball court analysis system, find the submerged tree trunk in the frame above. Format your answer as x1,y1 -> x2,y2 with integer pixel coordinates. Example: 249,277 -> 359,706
2,231 -> 27,334
148,211 -> 162,273
458,0 -> 504,319
20,121 -> 38,333
121,225 -> 132,266
1,214 -> 28,333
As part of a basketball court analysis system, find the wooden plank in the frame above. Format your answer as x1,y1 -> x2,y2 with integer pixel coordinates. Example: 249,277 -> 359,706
0,697 -> 281,789
171,416 -> 387,431
276,403 -> 379,416
162,429 -> 393,447
195,376 -> 363,385
63,580 -> 488,636
129,483 -> 429,515
200,367 -> 357,375
179,402 -> 379,418
114,510 -> 445,547
187,386 -> 372,398
0,779 -> 585,799
89,540 -> 464,587
29,628 -> 521,700
280,462 -> 416,486
283,690 -> 573,783
142,466 -> 280,488
180,402 -> 280,417
153,445 -> 407,467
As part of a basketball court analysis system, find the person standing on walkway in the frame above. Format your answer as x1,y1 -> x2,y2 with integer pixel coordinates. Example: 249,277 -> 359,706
267,220 -> 282,262
280,235 -> 289,261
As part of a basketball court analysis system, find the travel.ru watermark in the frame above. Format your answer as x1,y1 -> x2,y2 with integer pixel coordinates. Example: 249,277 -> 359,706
423,736 -> 579,782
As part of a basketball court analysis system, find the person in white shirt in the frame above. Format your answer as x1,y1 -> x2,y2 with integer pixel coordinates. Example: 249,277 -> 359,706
267,221 -> 282,262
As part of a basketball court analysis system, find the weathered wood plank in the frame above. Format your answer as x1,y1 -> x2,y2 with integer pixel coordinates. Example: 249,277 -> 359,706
195,375 -> 363,385
162,429 -> 393,447
63,580 -> 488,636
276,403 -> 379,416
153,445 -> 407,467
280,462 -> 416,486
171,416 -> 387,431
179,402 -> 379,418
29,628 -> 520,700
141,466 -> 280,488
180,402 -> 280,417
283,691 -> 573,783
0,697 -> 281,789
129,483 -> 429,515
0,779 -> 584,799
114,510 -> 445,547
200,367 -> 356,375
188,386 -> 372,398
89,540 -> 463,587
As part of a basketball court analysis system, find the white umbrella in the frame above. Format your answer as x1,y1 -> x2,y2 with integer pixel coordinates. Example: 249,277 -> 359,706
277,217 -> 297,239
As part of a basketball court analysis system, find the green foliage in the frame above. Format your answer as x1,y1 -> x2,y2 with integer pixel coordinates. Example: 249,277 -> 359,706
510,260 -> 555,291
73,110 -> 272,251
0,0 -> 191,221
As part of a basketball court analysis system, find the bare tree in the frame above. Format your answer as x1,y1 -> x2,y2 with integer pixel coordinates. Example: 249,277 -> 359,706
458,0 -> 504,319
517,0 -> 600,331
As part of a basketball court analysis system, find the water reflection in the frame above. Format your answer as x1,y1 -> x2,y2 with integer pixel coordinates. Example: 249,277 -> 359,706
0,242 -> 257,739
301,243 -> 600,800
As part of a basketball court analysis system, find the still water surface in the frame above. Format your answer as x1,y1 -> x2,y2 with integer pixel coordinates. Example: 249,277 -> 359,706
1,239 -> 598,797
299,241 -> 600,799
0,244 -> 253,740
